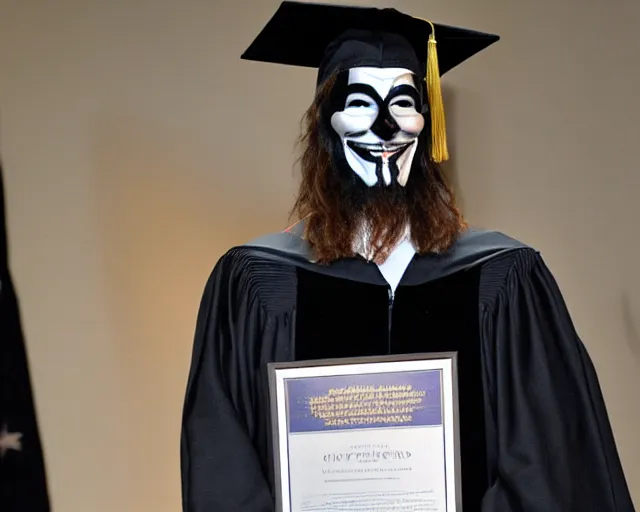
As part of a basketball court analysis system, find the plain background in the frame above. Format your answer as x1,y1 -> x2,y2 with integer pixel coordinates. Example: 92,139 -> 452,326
1,0 -> 638,510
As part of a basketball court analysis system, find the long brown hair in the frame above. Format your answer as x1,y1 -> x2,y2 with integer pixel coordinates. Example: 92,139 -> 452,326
290,72 -> 467,264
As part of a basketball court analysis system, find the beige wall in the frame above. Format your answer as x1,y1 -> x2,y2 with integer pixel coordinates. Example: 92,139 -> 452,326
0,0 -> 638,510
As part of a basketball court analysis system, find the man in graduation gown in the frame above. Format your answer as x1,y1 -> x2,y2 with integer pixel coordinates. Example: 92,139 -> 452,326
180,2 -> 635,510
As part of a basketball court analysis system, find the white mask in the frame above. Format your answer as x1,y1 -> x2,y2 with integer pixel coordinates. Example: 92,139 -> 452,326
330,67 -> 425,187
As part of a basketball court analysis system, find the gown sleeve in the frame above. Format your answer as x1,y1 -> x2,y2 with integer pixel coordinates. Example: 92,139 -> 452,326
481,249 -> 635,512
180,250 -> 275,512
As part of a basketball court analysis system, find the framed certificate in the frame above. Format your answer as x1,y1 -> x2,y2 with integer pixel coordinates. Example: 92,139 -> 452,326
267,352 -> 461,512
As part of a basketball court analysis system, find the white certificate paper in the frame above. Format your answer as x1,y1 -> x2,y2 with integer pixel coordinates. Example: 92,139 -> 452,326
269,354 -> 461,512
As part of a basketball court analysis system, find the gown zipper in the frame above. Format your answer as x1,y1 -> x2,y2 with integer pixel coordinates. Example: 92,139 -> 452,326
387,286 -> 394,354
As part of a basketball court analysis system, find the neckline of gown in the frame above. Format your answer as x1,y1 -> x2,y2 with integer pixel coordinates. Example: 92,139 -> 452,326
241,221 -> 529,287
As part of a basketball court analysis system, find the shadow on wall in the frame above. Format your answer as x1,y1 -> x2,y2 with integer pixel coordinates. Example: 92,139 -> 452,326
439,82 -> 496,226
440,84 -> 464,212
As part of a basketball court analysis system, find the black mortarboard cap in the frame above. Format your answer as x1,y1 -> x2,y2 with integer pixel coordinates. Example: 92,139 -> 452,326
241,1 -> 501,163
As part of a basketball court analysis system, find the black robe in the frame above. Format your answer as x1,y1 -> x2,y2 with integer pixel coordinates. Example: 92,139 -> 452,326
180,225 -> 635,511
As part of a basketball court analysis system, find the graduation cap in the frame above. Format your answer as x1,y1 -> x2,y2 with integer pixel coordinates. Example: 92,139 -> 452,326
241,1 -> 500,163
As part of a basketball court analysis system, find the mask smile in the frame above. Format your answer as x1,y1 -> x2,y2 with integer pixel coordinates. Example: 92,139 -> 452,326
346,140 -> 414,163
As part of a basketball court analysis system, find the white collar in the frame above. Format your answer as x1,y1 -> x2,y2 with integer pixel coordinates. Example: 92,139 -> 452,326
353,222 -> 411,260
354,223 -> 416,294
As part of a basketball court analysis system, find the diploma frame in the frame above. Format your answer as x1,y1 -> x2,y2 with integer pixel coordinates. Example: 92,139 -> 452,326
267,352 -> 462,512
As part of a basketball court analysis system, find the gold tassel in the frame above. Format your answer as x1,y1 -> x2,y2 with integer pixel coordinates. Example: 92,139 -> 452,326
423,20 -> 448,163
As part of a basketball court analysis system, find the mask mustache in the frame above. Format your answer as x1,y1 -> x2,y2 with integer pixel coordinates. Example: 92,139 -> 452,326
344,130 -> 368,138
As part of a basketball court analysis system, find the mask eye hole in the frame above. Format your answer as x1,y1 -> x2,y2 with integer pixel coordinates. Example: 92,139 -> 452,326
347,99 -> 371,108
345,92 -> 377,111
390,96 -> 416,109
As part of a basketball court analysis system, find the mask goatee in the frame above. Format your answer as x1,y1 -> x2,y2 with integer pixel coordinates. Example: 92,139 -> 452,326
336,169 -> 412,264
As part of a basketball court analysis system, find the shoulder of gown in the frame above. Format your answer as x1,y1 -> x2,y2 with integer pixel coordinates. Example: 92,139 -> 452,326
181,245 -> 297,512
476,247 -> 635,511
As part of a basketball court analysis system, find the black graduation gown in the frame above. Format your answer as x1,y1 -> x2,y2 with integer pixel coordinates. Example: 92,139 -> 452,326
180,225 -> 635,512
